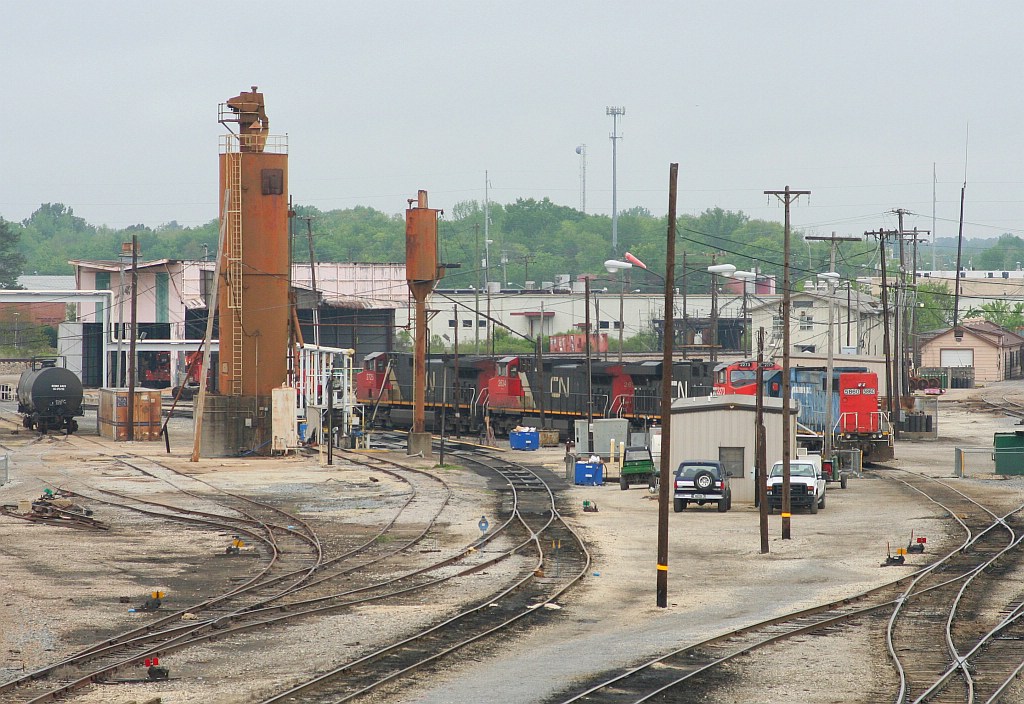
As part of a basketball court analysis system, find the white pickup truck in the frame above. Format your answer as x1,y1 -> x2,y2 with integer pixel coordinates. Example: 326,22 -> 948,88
766,457 -> 826,514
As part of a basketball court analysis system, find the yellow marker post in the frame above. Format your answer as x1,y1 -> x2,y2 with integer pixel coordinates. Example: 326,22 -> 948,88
896,547 -> 907,556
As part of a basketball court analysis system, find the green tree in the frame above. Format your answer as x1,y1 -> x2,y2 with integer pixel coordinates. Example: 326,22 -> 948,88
965,299 -> 1024,331
915,281 -> 955,331
0,219 -> 27,287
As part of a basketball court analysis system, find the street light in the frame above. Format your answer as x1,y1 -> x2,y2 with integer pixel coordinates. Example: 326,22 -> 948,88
605,259 -> 633,362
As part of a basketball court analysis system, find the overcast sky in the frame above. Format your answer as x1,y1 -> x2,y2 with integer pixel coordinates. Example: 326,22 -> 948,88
2,2 -> 1021,248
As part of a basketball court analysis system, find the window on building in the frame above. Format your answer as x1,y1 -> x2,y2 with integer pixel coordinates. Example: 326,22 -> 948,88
462,319 -> 473,328
719,447 -> 744,478
479,320 -> 487,327
599,320 -> 610,329
800,313 -> 813,330
772,315 -> 783,336
448,319 -> 456,328
794,300 -> 813,308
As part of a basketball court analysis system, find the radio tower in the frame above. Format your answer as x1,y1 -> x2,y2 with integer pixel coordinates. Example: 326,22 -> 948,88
575,144 -> 587,213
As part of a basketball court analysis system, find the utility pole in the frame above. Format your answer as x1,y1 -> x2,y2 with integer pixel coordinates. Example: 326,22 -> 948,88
474,224 -> 481,352
867,229 -> 897,429
681,252 -> 688,359
894,209 -> 908,401
127,234 -> 139,442
756,327 -> 768,554
806,233 -> 861,459
584,276 -> 594,431
709,253 -> 719,363
656,162 -> 678,609
606,106 -> 625,255
453,304 -> 460,439
300,216 -> 321,349
765,186 -> 810,541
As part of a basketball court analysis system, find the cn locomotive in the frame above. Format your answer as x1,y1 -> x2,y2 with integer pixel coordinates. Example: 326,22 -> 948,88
17,360 -> 84,434
713,360 -> 894,463
356,351 -> 714,438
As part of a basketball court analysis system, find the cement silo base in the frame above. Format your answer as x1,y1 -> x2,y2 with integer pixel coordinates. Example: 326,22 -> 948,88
407,432 -> 433,459
199,395 -> 273,457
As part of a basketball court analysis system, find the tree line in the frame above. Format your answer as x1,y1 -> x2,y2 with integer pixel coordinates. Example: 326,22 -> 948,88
3,199 -> 1020,334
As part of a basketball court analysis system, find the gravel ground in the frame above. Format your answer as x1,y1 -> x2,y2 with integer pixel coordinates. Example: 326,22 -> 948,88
1,381 -> 1023,703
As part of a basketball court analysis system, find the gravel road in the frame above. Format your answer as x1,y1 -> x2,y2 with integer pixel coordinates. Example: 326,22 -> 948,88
1,381 -> 1022,703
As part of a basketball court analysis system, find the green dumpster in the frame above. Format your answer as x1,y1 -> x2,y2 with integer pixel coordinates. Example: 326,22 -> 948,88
994,431 -> 1024,475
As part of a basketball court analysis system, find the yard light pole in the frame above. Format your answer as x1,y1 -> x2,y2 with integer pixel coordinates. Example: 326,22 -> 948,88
605,259 -> 634,363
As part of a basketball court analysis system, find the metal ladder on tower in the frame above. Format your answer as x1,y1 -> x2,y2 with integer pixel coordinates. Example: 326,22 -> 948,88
226,148 -> 244,395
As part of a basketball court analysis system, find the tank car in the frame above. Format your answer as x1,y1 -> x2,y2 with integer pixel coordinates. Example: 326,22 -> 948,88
17,362 -> 84,434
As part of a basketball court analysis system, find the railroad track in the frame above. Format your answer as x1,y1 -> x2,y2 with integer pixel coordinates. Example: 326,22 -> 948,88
254,441 -> 590,704
538,469 -> 1024,704
0,431 -> 579,702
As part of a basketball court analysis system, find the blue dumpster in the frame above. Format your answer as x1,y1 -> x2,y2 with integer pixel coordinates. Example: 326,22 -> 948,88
510,430 -> 539,451
574,461 -> 604,486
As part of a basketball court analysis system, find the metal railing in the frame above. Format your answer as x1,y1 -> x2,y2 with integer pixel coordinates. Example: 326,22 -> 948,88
954,447 -> 997,478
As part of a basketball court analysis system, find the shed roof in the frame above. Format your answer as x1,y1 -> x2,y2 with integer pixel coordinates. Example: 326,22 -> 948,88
670,394 -> 795,415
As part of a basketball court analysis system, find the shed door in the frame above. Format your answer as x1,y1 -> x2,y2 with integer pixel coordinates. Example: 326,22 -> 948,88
940,348 -> 974,367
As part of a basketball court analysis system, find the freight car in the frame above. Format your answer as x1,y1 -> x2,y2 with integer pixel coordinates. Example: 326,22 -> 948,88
713,360 -> 893,463
17,360 -> 84,434
355,351 -> 713,439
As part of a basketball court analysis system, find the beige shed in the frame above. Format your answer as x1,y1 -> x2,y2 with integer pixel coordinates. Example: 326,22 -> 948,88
668,395 -> 797,505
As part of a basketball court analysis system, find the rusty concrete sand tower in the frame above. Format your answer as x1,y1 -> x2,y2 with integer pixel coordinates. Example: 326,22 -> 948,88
200,87 -> 289,456
217,86 -> 290,398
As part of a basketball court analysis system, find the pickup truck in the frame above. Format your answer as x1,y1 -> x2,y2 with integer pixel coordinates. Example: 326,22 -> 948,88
766,459 -> 826,514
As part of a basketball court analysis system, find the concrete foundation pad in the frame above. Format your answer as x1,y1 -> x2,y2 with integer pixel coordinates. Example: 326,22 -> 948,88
407,432 -> 433,459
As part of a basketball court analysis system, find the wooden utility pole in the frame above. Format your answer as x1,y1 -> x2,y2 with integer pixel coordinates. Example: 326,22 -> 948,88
453,304 -> 461,439
756,327 -> 768,554
765,186 -> 810,540
300,216 -> 321,349
127,235 -> 139,442
192,190 -> 230,462
681,252 -> 688,358
656,163 -> 678,608
867,229 -> 897,427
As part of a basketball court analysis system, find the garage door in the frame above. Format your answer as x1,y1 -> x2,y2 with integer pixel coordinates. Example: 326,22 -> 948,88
940,348 -> 975,367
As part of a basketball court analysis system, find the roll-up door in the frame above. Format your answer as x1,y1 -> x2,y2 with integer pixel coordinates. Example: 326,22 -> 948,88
940,348 -> 974,367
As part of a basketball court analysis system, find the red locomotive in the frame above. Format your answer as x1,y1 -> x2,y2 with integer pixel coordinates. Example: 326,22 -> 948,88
713,360 -> 894,463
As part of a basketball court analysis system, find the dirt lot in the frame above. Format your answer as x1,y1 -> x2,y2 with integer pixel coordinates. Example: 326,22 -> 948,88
2,381 -> 1024,703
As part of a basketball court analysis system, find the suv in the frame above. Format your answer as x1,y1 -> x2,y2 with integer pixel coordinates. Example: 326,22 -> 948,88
620,446 -> 656,490
766,460 -> 826,514
673,460 -> 732,512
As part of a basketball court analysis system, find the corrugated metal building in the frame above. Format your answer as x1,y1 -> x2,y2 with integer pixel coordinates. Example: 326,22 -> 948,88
669,395 -> 796,505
